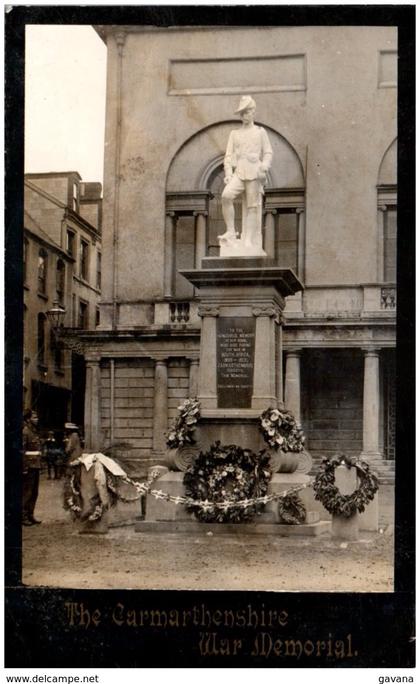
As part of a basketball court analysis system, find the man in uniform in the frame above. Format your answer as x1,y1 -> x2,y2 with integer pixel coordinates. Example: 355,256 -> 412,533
22,409 -> 42,526
219,96 -> 273,251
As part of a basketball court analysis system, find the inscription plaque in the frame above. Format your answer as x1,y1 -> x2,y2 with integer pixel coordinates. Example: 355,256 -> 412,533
216,317 -> 256,408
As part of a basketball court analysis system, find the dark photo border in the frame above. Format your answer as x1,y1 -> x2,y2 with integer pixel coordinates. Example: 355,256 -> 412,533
5,4 -> 415,668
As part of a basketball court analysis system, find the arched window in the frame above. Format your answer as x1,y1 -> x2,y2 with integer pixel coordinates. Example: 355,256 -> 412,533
37,313 -> 46,366
56,259 -> 65,303
38,249 -> 48,294
377,138 -> 397,284
165,121 -> 306,298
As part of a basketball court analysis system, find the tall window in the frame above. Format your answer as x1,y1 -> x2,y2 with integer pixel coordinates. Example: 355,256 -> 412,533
66,229 -> 75,257
56,259 -> 65,303
78,300 -> 89,329
80,240 -> 89,281
23,238 -> 29,284
72,294 -> 76,327
38,249 -> 48,294
96,252 -> 102,290
51,328 -> 63,370
95,306 -> 100,327
37,313 -> 46,365
383,207 -> 397,282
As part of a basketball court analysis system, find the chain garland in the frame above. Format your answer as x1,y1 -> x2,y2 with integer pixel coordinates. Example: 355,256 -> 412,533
146,482 -> 311,512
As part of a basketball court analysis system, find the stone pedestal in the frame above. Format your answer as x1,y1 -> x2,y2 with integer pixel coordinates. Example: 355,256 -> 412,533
181,258 -> 302,421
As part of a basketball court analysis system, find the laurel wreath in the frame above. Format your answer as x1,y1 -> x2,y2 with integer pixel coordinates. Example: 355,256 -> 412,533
183,442 -> 272,523
277,492 -> 307,524
312,454 -> 379,518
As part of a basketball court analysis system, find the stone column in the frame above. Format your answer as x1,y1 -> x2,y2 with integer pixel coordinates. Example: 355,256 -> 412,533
197,305 -> 219,409
263,210 -> 276,258
296,208 -> 305,282
252,306 -> 278,409
284,350 -> 302,422
153,359 -> 168,453
84,354 -> 102,451
361,348 -> 381,459
189,358 -> 199,397
194,211 -> 208,268
164,212 -> 177,298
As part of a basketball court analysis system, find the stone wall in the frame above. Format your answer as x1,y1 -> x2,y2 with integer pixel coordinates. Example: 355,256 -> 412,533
100,359 -> 155,459
168,359 -> 190,422
301,349 -> 363,459
99,358 -> 190,467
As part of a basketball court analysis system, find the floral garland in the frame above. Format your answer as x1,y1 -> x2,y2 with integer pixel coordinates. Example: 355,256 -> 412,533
278,492 -> 307,525
312,454 -> 379,518
260,407 -> 306,452
183,442 -> 272,523
166,398 -> 201,449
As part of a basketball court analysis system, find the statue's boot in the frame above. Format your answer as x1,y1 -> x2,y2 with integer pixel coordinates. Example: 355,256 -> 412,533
218,229 -> 239,241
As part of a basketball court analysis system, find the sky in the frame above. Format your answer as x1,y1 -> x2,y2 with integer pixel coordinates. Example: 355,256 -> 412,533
25,25 -> 107,183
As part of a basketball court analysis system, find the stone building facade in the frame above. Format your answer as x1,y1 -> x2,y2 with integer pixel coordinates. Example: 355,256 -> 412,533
24,172 -> 102,430
81,25 -> 396,480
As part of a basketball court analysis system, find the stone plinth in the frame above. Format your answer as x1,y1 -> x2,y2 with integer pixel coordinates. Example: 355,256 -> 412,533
136,521 -> 331,536
180,260 -> 303,417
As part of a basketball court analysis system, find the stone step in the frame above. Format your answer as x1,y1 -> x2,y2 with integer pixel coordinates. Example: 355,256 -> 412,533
136,520 -> 332,536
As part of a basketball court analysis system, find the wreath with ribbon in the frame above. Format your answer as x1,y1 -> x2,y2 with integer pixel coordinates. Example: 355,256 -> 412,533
63,467 -> 143,522
312,454 -> 379,518
183,442 -> 272,523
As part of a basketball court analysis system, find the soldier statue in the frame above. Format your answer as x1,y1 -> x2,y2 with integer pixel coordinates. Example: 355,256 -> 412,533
219,96 -> 273,256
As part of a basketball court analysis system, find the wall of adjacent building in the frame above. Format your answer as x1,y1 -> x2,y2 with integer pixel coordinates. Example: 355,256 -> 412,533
100,25 -> 397,324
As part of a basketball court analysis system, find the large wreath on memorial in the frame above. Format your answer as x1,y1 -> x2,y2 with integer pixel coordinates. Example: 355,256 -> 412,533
166,398 -> 201,449
260,407 -> 306,452
183,442 -> 272,523
312,454 -> 379,518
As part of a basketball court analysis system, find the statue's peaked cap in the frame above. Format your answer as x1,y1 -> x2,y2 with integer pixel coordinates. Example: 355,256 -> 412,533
235,96 -> 256,114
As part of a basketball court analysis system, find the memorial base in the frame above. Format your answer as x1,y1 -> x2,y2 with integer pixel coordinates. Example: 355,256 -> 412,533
136,471 -> 329,536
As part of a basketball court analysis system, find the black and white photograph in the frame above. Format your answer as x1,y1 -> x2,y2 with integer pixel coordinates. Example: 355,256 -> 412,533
5,4 -> 415,670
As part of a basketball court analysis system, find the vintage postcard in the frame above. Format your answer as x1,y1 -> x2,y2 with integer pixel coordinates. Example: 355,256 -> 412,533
5,4 -> 415,670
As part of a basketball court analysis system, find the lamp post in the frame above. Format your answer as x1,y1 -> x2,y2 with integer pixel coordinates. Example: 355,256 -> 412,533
46,300 -> 66,331
46,300 -> 84,354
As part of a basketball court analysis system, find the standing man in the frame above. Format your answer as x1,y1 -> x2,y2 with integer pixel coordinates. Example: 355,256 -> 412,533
22,409 -> 42,526
219,96 -> 273,253
64,423 -> 83,465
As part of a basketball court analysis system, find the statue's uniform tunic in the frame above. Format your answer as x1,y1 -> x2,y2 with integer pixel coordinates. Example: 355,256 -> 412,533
222,125 -> 273,208
22,422 -> 42,522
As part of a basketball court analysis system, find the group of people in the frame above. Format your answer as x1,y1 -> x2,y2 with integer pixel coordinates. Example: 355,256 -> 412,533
22,409 -> 83,526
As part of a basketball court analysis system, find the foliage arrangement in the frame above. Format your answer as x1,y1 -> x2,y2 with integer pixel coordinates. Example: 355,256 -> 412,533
183,442 -> 272,523
260,407 -> 305,452
166,398 -> 201,449
277,492 -> 307,525
313,454 -> 379,518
